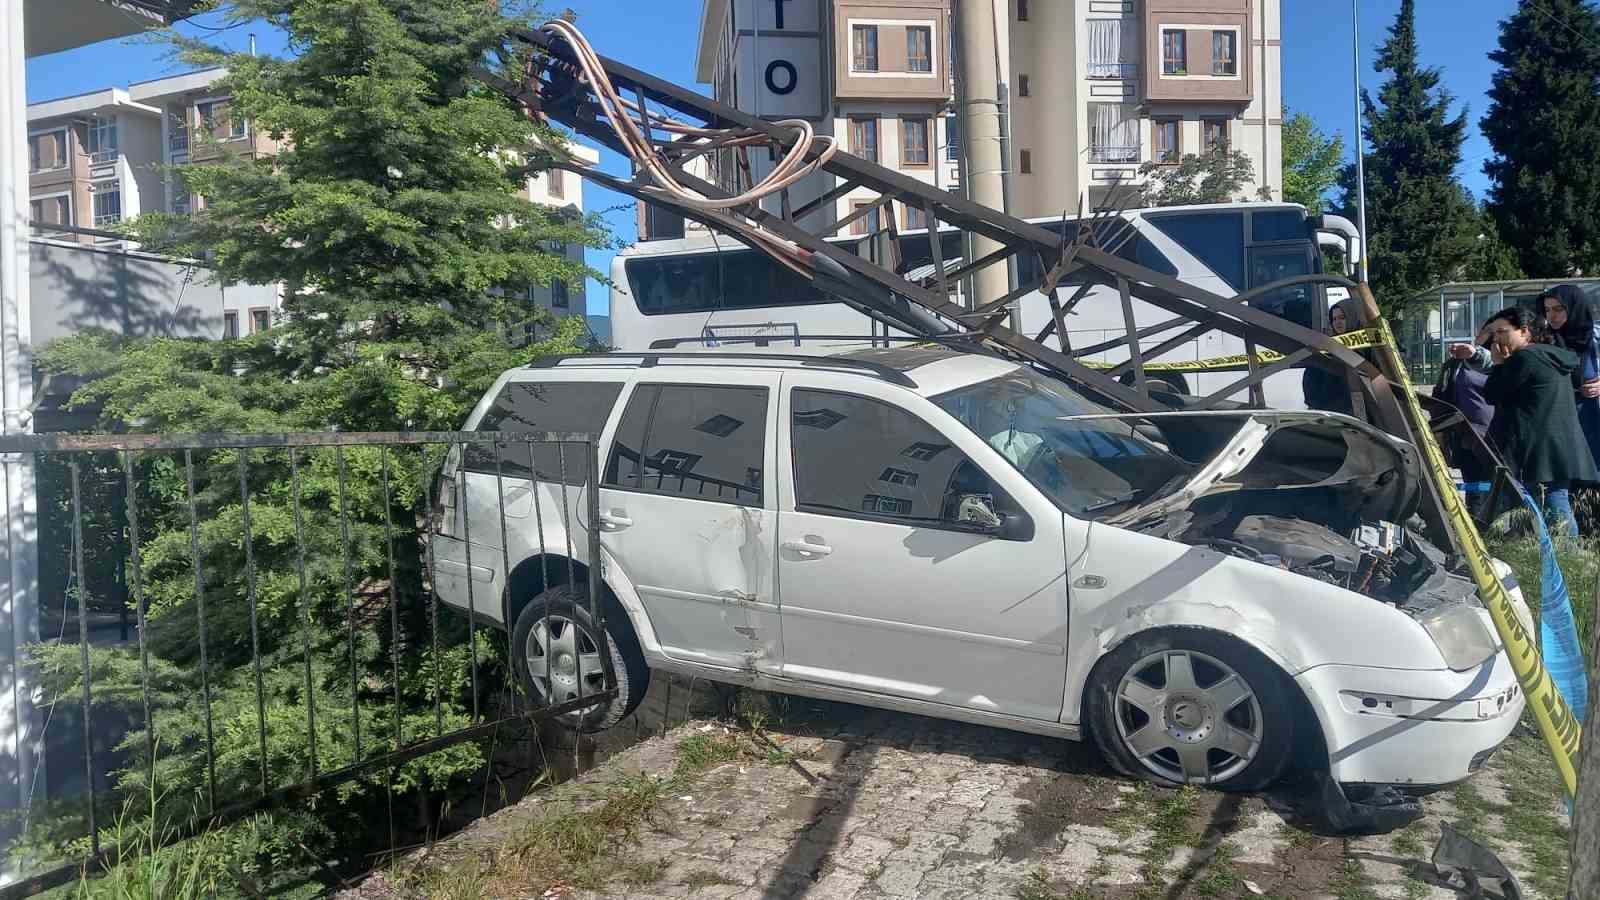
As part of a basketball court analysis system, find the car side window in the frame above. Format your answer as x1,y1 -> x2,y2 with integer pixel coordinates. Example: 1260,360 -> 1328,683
466,381 -> 623,484
791,389 -> 1014,528
603,384 -> 767,506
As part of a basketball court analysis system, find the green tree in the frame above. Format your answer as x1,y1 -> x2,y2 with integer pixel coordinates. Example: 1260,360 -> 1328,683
1281,107 -> 1344,212
1463,210 -> 1526,282
1138,148 -> 1257,207
24,0 -> 608,886
1337,0 -> 1480,318
1481,0 -> 1600,277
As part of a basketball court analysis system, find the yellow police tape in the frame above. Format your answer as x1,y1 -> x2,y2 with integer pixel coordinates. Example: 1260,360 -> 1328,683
1366,319 -> 1580,799
1082,328 -> 1384,373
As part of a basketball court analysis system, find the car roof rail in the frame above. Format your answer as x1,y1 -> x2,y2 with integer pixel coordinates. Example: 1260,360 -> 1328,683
647,334 -> 935,349
525,352 -> 920,388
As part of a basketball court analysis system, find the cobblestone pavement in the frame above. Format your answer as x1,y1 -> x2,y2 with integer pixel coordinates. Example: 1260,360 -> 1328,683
349,682 -> 1569,900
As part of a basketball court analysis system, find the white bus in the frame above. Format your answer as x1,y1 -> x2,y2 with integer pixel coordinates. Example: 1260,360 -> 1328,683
607,202 -> 1360,409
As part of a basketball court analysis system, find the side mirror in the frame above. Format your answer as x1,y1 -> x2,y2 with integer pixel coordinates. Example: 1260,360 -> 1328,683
953,493 -> 1003,531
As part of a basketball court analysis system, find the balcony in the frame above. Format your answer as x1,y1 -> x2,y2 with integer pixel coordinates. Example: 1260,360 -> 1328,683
88,149 -> 117,165
1089,145 -> 1140,164
1088,62 -> 1139,80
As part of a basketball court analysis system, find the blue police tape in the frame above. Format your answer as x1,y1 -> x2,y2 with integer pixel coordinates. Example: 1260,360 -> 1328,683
1512,481 -> 1588,730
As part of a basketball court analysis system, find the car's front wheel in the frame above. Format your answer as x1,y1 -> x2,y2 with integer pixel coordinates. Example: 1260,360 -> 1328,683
511,586 -> 648,733
1086,629 -> 1297,791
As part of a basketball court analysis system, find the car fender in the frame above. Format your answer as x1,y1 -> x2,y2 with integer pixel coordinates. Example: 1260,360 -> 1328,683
597,544 -> 668,658
1062,521 -> 1447,725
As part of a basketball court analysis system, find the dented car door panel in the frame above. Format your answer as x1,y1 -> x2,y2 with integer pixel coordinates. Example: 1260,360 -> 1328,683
597,375 -> 783,673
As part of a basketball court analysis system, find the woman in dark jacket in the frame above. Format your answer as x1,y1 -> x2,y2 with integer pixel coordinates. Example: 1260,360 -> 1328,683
1303,300 -> 1354,413
1433,322 -> 1495,510
1482,306 -> 1599,535
1540,284 -> 1600,468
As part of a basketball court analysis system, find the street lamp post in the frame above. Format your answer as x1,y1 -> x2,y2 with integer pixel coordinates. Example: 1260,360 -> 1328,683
1351,0 -> 1370,285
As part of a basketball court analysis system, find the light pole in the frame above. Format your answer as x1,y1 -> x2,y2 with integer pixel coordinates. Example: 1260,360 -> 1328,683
1351,0 -> 1370,285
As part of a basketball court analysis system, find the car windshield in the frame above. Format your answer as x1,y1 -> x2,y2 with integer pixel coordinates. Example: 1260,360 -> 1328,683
932,368 -> 1194,517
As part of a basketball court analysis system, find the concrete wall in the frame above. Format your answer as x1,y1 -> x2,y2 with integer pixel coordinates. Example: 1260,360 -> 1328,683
28,238 -> 272,347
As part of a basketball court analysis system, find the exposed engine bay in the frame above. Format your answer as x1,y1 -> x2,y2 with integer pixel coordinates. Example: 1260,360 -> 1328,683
1107,410 -> 1481,611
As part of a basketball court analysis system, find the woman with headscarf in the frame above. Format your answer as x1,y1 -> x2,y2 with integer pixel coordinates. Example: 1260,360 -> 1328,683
1433,321 -> 1495,511
1482,306 -> 1598,535
1303,299 -> 1354,414
1540,284 -> 1600,468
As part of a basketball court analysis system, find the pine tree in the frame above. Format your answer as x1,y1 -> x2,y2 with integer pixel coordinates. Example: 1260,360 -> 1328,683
1337,0 -> 1480,316
27,0 -> 608,884
1481,0 -> 1600,277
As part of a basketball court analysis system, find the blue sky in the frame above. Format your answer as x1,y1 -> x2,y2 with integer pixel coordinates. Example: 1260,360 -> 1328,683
25,1 -> 1517,317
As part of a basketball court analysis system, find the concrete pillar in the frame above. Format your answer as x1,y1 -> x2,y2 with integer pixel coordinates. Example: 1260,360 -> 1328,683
954,0 -> 1008,310
0,0 -> 42,877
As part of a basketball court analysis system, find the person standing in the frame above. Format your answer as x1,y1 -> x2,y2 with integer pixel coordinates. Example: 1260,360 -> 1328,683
1540,285 -> 1600,469
1303,300 -> 1354,414
1434,323 -> 1496,511
1482,307 -> 1598,535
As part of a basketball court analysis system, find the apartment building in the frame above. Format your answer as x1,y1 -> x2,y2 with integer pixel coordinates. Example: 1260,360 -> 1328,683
29,68 -> 596,327
662,0 -> 1281,238
1002,0 -> 1281,216
128,68 -> 280,219
25,88 -> 163,243
670,0 -> 955,239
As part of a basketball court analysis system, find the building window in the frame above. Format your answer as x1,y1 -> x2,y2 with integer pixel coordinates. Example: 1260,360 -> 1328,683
1203,117 -> 1230,153
1017,0 -> 1028,22
1212,30 -> 1238,76
28,129 -> 67,173
849,117 -> 879,163
91,180 -> 121,227
944,111 -> 960,161
851,24 -> 879,72
849,201 -> 881,236
1019,149 -> 1032,174
168,111 -> 189,153
1089,103 -> 1140,163
906,26 -> 932,73
29,195 -> 70,228
1017,74 -> 1030,97
249,308 -> 271,334
1087,20 -> 1134,79
547,169 -> 565,199
901,117 -> 931,166
198,99 -> 247,141
223,311 -> 239,340
86,117 -> 118,164
904,204 -> 928,230
1161,29 -> 1188,75
552,279 -> 569,309
1154,118 -> 1181,164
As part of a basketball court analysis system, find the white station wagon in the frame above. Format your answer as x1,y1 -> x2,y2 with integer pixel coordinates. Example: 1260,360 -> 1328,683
430,348 -> 1527,792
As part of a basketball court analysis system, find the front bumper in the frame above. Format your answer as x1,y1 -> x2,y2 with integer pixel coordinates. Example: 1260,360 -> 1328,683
1296,653 -> 1524,787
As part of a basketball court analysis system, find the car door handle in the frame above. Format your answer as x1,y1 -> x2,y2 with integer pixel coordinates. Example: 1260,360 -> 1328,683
782,539 -> 833,558
599,512 -> 633,531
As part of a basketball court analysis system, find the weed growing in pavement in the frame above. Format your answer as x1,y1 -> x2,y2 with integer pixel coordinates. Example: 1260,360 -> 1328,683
683,868 -> 737,891
618,857 -> 667,887
1193,840 -> 1243,897
1389,821 -> 1425,858
1015,867 -> 1067,900
675,730 -> 743,777
1331,857 -> 1380,900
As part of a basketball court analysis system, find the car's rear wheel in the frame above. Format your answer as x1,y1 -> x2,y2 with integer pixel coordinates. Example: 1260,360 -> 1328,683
511,586 -> 648,733
1086,629 -> 1296,791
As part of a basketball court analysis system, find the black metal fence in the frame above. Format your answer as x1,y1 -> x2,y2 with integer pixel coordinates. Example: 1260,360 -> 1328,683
0,430 -> 612,897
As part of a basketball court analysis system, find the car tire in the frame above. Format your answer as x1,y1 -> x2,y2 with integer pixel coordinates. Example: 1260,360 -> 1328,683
1085,628 -> 1297,792
510,585 -> 649,733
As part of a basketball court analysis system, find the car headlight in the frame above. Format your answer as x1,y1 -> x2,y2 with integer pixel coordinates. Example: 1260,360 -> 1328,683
1416,603 -> 1498,671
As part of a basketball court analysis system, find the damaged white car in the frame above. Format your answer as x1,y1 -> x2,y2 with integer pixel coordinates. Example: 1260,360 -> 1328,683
431,346 -> 1528,793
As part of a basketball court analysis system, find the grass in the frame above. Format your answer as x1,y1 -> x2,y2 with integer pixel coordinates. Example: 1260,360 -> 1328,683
1331,858 -> 1379,900
675,730 -> 743,777
1015,868 -> 1068,900
507,772 -> 668,890
1493,734 -> 1571,899
683,868 -> 736,891
1486,522 -> 1598,652
1127,785 -> 1198,900
1192,841 -> 1243,898
618,857 -> 667,887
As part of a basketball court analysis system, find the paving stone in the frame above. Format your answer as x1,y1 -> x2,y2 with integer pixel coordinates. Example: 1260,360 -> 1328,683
870,862 -> 926,897
800,869 -> 868,900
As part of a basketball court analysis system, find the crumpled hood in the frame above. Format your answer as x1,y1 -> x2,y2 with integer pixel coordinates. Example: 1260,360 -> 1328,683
1108,411 -> 1421,527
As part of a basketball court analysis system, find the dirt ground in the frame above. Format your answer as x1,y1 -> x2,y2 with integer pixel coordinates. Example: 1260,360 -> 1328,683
344,678 -> 1570,900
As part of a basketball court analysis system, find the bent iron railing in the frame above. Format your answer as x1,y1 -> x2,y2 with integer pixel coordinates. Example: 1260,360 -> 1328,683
0,430 -> 613,898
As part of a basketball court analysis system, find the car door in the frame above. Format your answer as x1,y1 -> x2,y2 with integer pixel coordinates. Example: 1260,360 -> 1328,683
775,372 -> 1071,722
597,371 -> 782,673
432,375 -> 627,627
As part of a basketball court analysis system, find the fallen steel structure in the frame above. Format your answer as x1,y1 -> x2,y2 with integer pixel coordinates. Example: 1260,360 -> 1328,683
496,25 -> 1455,546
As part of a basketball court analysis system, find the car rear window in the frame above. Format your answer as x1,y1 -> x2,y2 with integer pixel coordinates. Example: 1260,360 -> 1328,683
466,381 -> 623,484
